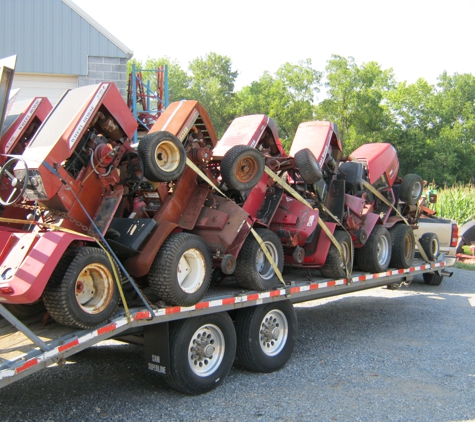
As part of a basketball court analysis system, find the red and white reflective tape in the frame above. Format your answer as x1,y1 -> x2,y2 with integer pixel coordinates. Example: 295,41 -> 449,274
0,261 -> 445,382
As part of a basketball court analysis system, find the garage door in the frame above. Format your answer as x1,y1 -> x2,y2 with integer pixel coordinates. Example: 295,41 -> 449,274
12,73 -> 78,106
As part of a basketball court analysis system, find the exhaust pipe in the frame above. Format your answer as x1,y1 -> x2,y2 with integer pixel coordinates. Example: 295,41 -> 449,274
441,269 -> 453,278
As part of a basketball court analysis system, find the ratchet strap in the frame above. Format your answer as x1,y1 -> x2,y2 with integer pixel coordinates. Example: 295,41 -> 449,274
361,180 -> 431,263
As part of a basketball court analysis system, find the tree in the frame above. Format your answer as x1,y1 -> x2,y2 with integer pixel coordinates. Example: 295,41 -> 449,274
316,55 -> 395,153
234,59 -> 321,150
187,52 -> 238,137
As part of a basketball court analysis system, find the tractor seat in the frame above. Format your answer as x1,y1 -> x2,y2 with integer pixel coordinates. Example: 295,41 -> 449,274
338,161 -> 364,195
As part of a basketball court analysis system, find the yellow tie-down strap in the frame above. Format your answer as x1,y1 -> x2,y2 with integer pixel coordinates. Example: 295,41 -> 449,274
264,168 -> 350,279
0,216 -> 131,323
360,179 -> 431,263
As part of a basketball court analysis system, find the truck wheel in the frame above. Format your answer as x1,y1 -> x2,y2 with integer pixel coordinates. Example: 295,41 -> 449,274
423,271 -> 445,286
149,233 -> 211,306
355,225 -> 392,273
419,232 -> 440,260
164,312 -> 236,395
235,300 -> 297,372
138,131 -> 186,182
320,230 -> 353,279
399,174 -> 423,205
294,148 -> 323,184
43,247 -> 119,329
220,145 -> 265,190
389,224 -> 415,269
234,228 -> 284,291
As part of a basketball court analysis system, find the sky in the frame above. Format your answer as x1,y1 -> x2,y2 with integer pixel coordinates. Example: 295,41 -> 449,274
72,0 -> 474,94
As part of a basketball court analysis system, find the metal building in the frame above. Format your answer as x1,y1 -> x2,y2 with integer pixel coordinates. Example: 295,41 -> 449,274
0,0 -> 133,104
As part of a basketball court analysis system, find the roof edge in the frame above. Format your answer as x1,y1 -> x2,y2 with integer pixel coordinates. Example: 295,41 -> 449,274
62,0 -> 134,58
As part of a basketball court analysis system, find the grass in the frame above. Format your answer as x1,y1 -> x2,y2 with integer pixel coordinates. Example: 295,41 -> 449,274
455,261 -> 475,271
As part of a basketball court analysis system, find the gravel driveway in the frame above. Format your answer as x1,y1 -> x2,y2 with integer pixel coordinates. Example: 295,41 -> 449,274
1,268 -> 474,422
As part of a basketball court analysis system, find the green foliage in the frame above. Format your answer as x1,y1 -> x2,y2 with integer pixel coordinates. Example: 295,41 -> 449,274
428,184 -> 475,226
234,59 -> 321,149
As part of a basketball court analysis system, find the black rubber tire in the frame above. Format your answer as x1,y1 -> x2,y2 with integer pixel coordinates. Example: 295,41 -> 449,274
220,145 -> 265,190
42,247 -> 119,329
149,233 -> 211,306
164,312 -> 236,395
399,174 -> 423,205
423,271 -> 445,286
294,148 -> 323,184
320,230 -> 354,279
235,300 -> 297,373
137,131 -> 186,182
419,232 -> 440,261
389,224 -> 415,269
234,228 -> 284,291
355,225 -> 392,273
3,302 -> 46,320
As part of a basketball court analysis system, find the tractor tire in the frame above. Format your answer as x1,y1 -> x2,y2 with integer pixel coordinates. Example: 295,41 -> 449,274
294,148 -> 323,185
220,145 -> 265,191
164,312 -> 236,395
234,228 -> 284,291
355,225 -> 392,273
235,300 -> 297,373
43,247 -> 119,329
399,174 -> 423,205
419,232 -> 440,261
389,224 -> 415,269
149,233 -> 211,306
320,230 -> 354,279
138,131 -> 186,182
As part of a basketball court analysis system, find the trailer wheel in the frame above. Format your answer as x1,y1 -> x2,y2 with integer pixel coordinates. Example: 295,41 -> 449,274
0,157 -> 29,206
165,312 -> 236,395
320,230 -> 354,279
220,145 -> 265,190
419,232 -> 440,261
389,224 -> 415,269
294,148 -> 323,185
235,300 -> 297,373
149,233 -> 211,306
138,131 -> 186,182
43,247 -> 119,329
355,225 -> 392,273
399,174 -> 423,205
234,228 -> 284,291
423,271 -> 445,286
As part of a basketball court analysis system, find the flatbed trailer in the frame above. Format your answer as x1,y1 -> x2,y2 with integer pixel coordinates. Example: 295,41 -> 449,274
0,258 -> 454,395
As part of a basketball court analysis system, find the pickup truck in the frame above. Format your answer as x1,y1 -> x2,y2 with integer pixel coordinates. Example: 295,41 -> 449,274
413,215 -> 458,285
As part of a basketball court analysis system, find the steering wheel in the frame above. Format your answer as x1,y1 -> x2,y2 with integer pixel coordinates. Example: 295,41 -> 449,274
0,157 -> 29,206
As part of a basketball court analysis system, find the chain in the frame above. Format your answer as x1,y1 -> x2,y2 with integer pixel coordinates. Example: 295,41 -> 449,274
12,202 -> 97,237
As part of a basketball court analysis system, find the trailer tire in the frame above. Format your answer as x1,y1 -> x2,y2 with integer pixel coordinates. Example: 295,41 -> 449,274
43,247 -> 119,329
399,174 -> 423,205
423,271 -> 445,286
149,233 -> 211,306
389,224 -> 415,269
294,148 -> 323,184
221,145 -> 265,190
419,232 -> 440,261
235,300 -> 297,373
355,225 -> 392,273
234,228 -> 284,291
164,312 -> 236,395
138,131 -> 186,182
320,230 -> 353,279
